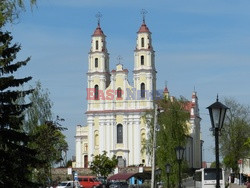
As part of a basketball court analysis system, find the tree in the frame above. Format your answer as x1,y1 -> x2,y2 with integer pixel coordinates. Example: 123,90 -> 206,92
30,121 -> 68,186
23,81 -> 68,186
210,161 -> 222,168
143,98 -> 190,186
0,30 -> 40,187
90,151 -> 118,179
220,98 -> 250,173
0,0 -> 36,26
24,81 -> 53,133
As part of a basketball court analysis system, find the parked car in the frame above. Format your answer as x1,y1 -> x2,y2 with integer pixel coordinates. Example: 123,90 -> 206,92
78,176 -> 102,188
56,181 -> 82,188
109,181 -> 128,188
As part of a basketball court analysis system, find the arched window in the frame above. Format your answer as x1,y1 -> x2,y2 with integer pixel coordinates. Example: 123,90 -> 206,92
117,87 -> 122,98
141,55 -> 144,65
96,40 -> 99,50
95,58 -> 98,68
141,37 -> 144,47
141,83 -> 145,98
117,124 -> 123,143
94,85 -> 99,100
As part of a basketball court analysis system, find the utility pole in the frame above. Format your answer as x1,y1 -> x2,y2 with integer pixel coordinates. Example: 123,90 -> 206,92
151,104 -> 158,188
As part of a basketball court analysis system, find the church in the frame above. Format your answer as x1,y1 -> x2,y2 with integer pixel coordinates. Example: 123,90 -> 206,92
75,16 -> 202,169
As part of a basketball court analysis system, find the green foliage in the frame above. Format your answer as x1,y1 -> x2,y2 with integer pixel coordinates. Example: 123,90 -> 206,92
0,0 -> 36,26
0,30 -> 40,187
143,98 -> 190,186
30,122 -> 68,186
90,151 -> 118,178
23,82 -> 68,186
66,160 -> 73,168
221,98 -> 250,173
210,161 -> 222,168
24,81 -> 53,133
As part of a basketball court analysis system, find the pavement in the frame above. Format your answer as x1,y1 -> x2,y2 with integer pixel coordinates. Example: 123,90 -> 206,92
229,184 -> 247,188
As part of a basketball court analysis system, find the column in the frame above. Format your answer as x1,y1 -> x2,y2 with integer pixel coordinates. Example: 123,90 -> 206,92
106,120 -> 111,156
75,136 -> 82,167
128,120 -> 133,166
99,120 -> 105,154
88,117 -> 94,162
124,120 -> 128,149
134,118 -> 141,165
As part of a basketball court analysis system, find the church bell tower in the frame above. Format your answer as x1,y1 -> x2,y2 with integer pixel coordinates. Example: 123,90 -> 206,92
87,14 -> 110,111
133,11 -> 156,109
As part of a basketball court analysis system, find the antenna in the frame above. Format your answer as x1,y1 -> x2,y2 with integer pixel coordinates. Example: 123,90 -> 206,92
165,80 -> 168,88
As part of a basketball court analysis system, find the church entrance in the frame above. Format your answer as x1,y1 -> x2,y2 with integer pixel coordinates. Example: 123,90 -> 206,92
84,155 -> 88,168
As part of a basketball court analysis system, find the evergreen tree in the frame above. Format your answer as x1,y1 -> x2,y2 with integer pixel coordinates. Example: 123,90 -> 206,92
0,31 -> 40,187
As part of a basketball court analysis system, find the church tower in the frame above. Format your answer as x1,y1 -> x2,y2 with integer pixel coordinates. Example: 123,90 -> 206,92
87,17 -> 110,111
133,14 -> 156,109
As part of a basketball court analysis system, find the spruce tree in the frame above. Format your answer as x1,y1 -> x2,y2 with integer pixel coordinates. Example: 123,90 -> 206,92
0,31 -> 39,187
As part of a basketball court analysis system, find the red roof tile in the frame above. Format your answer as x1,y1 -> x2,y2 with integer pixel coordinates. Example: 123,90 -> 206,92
138,23 -> 150,33
92,24 -> 104,36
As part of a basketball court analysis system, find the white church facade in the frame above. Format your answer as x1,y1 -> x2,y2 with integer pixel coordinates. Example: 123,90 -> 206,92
75,17 -> 202,169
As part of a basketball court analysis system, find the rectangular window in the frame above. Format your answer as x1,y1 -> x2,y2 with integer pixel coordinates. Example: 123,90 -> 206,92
96,40 -> 99,50
95,58 -> 98,68
141,37 -> 144,47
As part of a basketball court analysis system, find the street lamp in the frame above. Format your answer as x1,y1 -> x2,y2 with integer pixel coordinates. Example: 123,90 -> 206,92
175,146 -> 185,188
165,163 -> 171,188
156,168 -> 162,188
72,170 -> 75,188
207,96 -> 229,188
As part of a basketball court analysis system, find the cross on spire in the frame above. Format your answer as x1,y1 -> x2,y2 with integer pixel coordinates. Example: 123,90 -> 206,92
141,9 -> 148,24
165,80 -> 168,88
117,55 -> 123,64
95,12 -> 102,26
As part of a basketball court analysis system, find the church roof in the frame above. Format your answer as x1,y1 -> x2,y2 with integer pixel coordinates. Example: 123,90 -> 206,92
92,23 -> 104,36
138,22 -> 150,33
163,86 -> 169,93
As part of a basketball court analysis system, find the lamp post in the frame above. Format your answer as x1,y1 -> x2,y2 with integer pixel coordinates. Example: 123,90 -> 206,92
155,168 -> 162,188
72,170 -> 75,188
175,146 -> 185,188
207,96 -> 229,188
165,163 -> 171,188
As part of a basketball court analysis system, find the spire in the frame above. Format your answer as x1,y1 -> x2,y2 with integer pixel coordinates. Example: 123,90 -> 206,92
141,9 -> 147,24
163,81 -> 170,100
138,9 -> 150,33
163,81 -> 169,93
92,12 -> 104,36
192,90 -> 197,104
96,11 -> 101,26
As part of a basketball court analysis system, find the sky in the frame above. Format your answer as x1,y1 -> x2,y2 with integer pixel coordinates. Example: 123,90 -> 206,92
7,0 -> 250,163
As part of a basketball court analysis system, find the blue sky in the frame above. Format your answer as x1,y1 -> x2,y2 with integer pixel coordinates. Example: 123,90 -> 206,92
8,0 -> 250,163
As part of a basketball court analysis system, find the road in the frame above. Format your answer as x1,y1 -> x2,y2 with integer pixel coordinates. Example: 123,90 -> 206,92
182,177 -> 195,188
